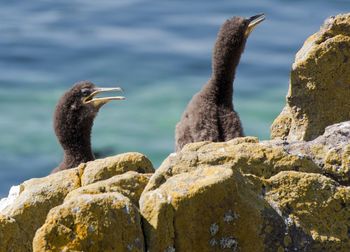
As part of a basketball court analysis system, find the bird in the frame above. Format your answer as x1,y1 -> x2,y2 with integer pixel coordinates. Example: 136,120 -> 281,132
175,14 -> 265,151
51,81 -> 125,173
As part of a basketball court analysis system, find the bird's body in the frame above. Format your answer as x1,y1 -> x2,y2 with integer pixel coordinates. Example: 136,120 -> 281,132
175,88 -> 243,150
51,81 -> 124,173
175,14 -> 264,151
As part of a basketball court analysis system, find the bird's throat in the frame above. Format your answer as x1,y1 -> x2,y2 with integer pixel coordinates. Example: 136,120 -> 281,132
57,117 -> 96,169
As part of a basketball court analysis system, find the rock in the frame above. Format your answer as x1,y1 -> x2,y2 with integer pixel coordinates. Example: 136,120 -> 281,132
265,171 -> 350,251
0,214 -> 23,252
141,120 -> 350,250
0,185 -> 23,213
33,192 -> 144,252
0,152 -> 153,251
269,121 -> 350,185
271,13 -> 350,141
0,168 -> 81,251
66,171 -> 152,207
140,166 -> 289,251
143,136 -> 321,194
81,152 -> 154,186
2,119 -> 350,251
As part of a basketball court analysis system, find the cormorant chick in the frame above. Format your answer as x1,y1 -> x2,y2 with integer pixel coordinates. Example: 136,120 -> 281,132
175,14 -> 265,151
51,81 -> 125,173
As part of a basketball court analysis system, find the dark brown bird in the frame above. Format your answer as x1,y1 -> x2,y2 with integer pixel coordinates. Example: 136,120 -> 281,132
175,14 -> 265,151
51,81 -> 125,173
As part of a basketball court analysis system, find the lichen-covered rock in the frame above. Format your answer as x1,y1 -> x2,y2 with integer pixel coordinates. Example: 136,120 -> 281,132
33,192 -> 144,252
0,214 -> 23,252
143,136 -> 321,194
0,152 -> 154,251
141,120 -> 350,251
66,171 -> 152,207
140,166 -> 289,252
0,168 -> 81,251
271,13 -> 350,141
265,171 -> 350,251
268,121 -> 350,185
81,152 -> 154,186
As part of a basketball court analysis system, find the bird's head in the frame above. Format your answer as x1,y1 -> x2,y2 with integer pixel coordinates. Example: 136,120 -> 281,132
57,81 -> 125,119
219,14 -> 265,47
212,14 -> 265,78
54,81 -> 125,148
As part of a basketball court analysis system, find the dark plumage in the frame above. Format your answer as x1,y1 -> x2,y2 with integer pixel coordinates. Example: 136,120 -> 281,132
51,81 -> 125,173
175,14 -> 265,151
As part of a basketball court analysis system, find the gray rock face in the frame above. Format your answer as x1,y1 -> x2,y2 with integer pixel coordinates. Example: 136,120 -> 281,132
266,121 -> 350,185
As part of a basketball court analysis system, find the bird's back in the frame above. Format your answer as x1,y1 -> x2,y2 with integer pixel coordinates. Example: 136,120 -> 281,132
175,88 -> 243,151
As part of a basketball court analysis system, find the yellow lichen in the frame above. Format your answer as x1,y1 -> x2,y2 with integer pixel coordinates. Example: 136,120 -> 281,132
271,14 -> 350,141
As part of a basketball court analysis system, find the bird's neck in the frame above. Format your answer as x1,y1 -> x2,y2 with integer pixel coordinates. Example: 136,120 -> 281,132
61,144 -> 94,169
203,62 -> 237,105
56,117 -> 95,169
204,40 -> 245,104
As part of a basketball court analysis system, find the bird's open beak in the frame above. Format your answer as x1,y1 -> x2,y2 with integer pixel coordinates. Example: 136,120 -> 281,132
245,13 -> 265,37
83,87 -> 125,107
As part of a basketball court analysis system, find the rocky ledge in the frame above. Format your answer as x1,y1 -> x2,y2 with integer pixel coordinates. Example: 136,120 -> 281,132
1,13 -> 350,252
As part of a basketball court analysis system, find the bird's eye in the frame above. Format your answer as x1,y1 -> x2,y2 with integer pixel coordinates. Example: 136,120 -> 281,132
81,88 -> 91,97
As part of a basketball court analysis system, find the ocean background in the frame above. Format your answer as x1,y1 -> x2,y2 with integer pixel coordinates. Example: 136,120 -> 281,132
0,0 -> 348,197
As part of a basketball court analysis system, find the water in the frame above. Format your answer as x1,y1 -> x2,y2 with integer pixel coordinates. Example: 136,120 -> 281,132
0,0 -> 348,196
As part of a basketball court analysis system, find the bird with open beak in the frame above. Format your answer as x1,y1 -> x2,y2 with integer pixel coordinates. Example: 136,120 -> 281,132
51,80 -> 125,173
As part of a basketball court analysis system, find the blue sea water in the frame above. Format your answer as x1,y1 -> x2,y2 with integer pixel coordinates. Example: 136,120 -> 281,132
0,0 -> 348,196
